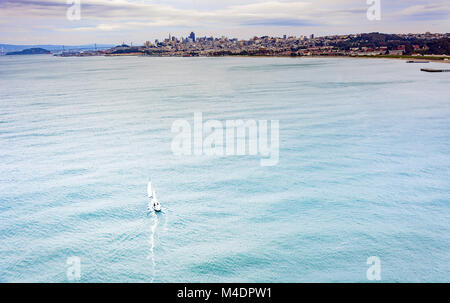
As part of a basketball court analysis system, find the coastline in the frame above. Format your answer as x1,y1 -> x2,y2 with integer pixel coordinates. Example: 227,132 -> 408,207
52,53 -> 450,63
4,52 -> 449,64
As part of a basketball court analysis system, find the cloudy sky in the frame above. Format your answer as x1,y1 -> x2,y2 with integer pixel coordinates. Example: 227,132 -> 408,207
0,0 -> 449,45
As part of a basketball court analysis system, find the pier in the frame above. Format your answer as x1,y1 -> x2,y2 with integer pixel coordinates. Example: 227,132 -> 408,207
421,68 -> 450,73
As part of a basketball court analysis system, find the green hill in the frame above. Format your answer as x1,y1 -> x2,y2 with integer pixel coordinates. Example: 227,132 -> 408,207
6,48 -> 51,55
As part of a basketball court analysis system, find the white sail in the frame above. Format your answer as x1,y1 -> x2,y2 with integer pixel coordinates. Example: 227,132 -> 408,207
153,189 -> 159,203
147,181 -> 153,198
147,181 -> 161,212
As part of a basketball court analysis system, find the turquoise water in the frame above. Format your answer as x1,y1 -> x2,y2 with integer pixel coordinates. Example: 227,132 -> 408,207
0,55 -> 449,282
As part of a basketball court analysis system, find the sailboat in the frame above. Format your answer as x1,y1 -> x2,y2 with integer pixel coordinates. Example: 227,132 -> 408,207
152,189 -> 162,212
147,181 -> 162,212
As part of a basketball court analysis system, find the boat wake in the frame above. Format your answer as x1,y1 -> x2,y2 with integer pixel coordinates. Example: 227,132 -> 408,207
147,211 -> 159,281
146,179 -> 168,282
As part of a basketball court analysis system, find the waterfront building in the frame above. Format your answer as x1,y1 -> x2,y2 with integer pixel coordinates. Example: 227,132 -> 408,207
189,32 -> 196,42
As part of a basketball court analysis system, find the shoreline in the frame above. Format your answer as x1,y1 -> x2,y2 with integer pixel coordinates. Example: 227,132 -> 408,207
5,53 -> 449,63
58,53 -> 450,63
307,55 -> 450,64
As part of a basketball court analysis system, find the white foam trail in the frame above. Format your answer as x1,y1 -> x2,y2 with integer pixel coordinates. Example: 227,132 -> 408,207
147,211 -> 159,281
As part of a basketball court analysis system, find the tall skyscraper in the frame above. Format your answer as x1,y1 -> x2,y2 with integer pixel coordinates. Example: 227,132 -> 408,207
189,32 -> 196,42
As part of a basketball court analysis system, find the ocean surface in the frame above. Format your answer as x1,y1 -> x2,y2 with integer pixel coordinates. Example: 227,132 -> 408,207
0,55 -> 449,282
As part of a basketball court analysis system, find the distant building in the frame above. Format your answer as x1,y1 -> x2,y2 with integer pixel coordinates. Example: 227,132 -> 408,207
389,49 -> 404,55
189,32 -> 196,42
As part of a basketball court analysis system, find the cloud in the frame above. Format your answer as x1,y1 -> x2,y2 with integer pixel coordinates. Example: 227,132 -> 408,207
398,3 -> 450,20
244,19 -> 320,27
1,0 -> 449,44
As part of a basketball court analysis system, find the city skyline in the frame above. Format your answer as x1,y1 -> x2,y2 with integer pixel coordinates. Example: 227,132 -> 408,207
0,0 -> 449,45
45,31 -> 448,59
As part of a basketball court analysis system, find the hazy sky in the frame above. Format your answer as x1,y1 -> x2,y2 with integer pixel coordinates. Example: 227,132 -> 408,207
0,0 -> 449,45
